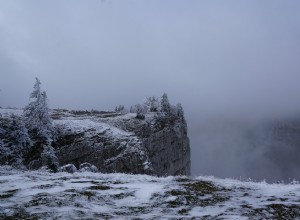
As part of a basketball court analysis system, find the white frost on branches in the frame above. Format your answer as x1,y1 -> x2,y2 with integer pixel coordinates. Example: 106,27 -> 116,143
23,78 -> 53,141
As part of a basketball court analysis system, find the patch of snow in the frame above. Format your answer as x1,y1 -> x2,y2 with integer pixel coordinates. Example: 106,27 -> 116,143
58,116 -> 128,139
0,108 -> 23,116
1,167 -> 300,219
189,206 -> 228,218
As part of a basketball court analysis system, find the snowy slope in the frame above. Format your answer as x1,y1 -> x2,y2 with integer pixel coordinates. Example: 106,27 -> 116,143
1,166 -> 300,219
0,108 -> 23,116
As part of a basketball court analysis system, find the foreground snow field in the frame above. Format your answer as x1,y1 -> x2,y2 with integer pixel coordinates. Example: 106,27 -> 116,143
0,166 -> 300,219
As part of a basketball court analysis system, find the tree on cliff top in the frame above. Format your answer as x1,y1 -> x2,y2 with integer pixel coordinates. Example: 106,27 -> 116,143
0,114 -> 32,167
144,96 -> 159,112
160,93 -> 171,113
23,78 -> 53,141
23,78 -> 59,172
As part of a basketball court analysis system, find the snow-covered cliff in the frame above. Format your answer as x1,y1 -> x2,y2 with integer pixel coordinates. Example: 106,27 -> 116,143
52,109 -> 190,176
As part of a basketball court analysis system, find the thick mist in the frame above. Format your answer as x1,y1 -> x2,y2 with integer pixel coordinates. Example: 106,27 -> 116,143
1,1 -> 300,182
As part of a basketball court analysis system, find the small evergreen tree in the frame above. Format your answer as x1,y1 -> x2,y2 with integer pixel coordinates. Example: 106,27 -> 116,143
130,106 -> 135,113
160,93 -> 171,113
0,120 -> 9,164
0,114 -> 31,167
9,114 -> 32,167
175,103 -> 184,118
150,96 -> 159,112
135,104 -> 146,119
144,96 -> 159,112
115,105 -> 128,114
23,78 -> 58,172
23,78 -> 53,141
115,105 -> 125,113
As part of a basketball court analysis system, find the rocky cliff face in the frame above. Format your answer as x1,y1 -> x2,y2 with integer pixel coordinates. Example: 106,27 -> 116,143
52,110 -> 191,176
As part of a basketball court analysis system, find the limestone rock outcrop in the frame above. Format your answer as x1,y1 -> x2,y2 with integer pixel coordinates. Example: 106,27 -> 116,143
53,111 -> 191,176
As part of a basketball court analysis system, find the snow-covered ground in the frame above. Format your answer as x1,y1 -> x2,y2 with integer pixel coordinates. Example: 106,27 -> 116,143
0,108 -> 23,116
1,166 -> 300,219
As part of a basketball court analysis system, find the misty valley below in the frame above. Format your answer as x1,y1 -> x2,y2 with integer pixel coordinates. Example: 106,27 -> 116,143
190,117 -> 300,183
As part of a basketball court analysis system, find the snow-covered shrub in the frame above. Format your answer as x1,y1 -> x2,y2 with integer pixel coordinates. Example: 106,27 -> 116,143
61,164 -> 77,173
0,114 -> 32,168
144,96 -> 159,113
41,144 -> 60,173
135,104 -> 146,119
79,162 -> 99,172
115,105 -> 128,114
115,105 -> 124,112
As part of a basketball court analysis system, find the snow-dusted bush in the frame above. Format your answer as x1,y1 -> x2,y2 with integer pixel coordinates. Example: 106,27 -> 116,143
144,96 -> 159,112
115,105 -> 128,114
41,144 -> 60,173
130,93 -> 186,121
61,164 -> 78,173
79,162 -> 98,172
135,104 -> 146,119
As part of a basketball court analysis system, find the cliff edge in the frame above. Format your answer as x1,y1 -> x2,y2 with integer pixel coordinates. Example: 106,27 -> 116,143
52,110 -> 191,176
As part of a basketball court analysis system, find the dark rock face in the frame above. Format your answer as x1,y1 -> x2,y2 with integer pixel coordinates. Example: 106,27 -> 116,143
140,118 -> 191,176
53,112 -> 191,176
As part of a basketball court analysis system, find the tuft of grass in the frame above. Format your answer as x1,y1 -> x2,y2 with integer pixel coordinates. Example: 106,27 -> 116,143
79,191 -> 95,200
88,185 -> 110,190
128,206 -> 148,214
0,189 -> 19,199
184,180 -> 219,194
167,198 -> 184,208
178,208 -> 188,215
169,190 -> 185,196
176,177 -> 190,182
71,180 -> 100,184
165,180 -> 231,209
267,204 -> 300,219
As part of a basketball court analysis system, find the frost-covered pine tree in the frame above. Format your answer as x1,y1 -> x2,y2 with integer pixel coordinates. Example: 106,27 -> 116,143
23,78 -> 58,172
144,96 -> 159,112
135,104 -> 146,119
23,78 -> 53,141
10,114 -> 32,149
115,105 -> 128,114
150,96 -> 159,112
0,114 -> 31,167
175,103 -> 184,118
9,114 -> 32,167
130,106 -> 135,113
175,103 -> 186,123
0,121 -> 9,164
160,93 -> 171,113
115,105 -> 125,113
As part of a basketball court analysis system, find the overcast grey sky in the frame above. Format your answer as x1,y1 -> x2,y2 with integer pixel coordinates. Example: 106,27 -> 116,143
1,1 -> 300,180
